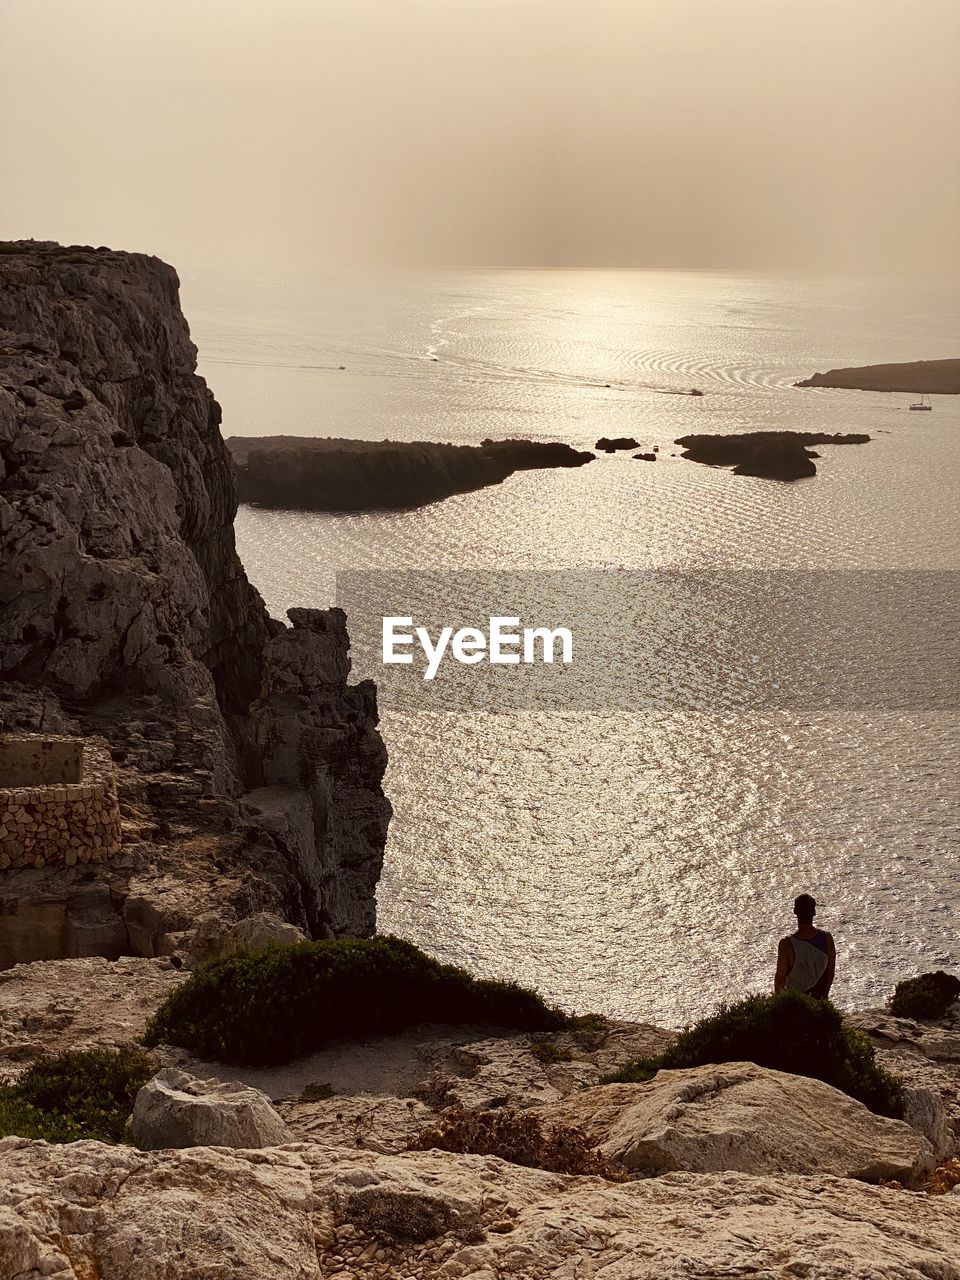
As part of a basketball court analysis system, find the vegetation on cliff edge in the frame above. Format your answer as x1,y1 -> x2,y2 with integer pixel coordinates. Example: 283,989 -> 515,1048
889,971 -> 960,1021
143,935 -> 565,1066
605,991 -> 905,1118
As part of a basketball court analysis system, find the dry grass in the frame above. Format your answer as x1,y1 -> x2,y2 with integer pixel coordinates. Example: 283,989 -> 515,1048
927,1158 -> 960,1195
412,1103 -> 628,1181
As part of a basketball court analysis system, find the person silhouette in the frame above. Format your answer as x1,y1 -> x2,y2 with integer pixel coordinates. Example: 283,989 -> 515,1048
774,893 -> 836,999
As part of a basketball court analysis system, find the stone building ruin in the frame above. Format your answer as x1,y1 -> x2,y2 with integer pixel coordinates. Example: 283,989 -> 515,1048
0,735 -> 122,871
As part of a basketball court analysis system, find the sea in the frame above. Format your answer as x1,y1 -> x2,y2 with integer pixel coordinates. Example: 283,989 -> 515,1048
181,268 -> 960,1027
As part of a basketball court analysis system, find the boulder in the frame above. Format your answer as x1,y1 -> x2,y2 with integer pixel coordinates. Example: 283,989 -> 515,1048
215,911 -> 307,958
131,1068 -> 290,1150
903,1086 -> 956,1160
536,1061 -> 935,1184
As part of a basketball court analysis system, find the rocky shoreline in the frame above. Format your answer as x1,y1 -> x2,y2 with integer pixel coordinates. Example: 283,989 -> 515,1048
227,435 -> 595,511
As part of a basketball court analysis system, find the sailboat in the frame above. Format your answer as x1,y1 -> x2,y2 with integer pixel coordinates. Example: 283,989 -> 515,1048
909,392 -> 933,411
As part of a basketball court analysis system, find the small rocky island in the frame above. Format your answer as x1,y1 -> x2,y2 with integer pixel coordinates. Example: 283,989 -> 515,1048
227,435 -> 595,511
676,431 -> 870,480
796,359 -> 960,394
595,437 -> 640,453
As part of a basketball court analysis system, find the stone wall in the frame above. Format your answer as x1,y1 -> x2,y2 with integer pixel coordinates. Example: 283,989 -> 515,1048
0,737 -> 83,787
0,736 -> 122,871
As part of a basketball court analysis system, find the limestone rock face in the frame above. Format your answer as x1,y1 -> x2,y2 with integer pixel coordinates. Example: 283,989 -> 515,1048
0,242 -> 390,957
213,911 -> 308,959
902,1086 -> 955,1160
249,609 -> 390,938
536,1062 -> 936,1184
4,1139 -> 960,1280
849,1006 -> 960,1148
0,1138 -> 318,1280
130,1068 -> 291,1150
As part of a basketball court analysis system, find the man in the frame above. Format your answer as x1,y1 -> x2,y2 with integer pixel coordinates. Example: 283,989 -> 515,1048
774,893 -> 836,999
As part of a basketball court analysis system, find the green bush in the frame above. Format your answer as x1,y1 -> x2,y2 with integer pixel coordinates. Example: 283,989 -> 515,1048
144,935 -> 565,1066
606,991 -> 904,1118
890,971 -> 960,1021
0,1047 -> 156,1143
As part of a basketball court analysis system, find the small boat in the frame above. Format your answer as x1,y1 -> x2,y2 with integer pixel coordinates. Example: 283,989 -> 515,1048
909,392 -> 933,411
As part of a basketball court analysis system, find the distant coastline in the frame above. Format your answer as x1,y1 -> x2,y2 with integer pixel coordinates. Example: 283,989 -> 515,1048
796,358 -> 960,394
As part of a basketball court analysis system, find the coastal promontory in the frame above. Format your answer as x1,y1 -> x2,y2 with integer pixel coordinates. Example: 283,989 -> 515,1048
796,359 -> 960,394
226,435 -> 595,511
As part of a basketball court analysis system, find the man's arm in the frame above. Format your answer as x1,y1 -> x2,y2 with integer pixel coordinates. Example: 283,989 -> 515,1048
774,938 -> 793,994
821,932 -> 836,996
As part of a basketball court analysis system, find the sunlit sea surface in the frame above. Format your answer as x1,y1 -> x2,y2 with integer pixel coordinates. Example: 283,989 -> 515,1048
183,270 -> 960,1027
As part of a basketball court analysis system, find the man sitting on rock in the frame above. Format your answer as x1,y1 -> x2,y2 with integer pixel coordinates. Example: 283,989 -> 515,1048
774,894 -> 836,999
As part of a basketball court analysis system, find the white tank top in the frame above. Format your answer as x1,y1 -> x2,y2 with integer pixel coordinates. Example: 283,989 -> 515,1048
784,932 -> 829,993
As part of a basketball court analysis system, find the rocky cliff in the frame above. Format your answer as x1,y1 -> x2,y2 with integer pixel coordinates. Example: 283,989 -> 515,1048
0,241 -> 390,961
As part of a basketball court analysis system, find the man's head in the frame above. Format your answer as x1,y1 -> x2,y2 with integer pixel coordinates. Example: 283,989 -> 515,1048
793,893 -> 816,925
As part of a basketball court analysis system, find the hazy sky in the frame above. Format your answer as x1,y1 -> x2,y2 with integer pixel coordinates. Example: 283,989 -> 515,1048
2,0 -> 958,273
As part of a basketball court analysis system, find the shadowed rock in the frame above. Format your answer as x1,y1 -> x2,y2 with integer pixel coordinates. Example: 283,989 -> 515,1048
227,435 -> 594,511
595,436 -> 640,453
676,430 -> 870,480
0,241 -> 391,959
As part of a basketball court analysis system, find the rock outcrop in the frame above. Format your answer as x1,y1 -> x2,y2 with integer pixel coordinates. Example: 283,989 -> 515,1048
208,910 -> 307,960
849,1006 -> 960,1155
130,1068 -> 291,1150
594,436 -> 639,453
0,955 -> 183,1064
676,430 -> 870,480
3,1138 -> 960,1280
535,1062 -> 936,1184
226,435 -> 594,511
0,242 -> 390,962
2,964 -> 960,1278
796,358 -> 960,393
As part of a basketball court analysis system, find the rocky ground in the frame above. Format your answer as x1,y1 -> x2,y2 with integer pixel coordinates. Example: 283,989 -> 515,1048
2,952 -> 960,1278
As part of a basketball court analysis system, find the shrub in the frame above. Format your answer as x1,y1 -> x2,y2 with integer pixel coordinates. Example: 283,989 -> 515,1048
0,1047 -> 156,1143
144,935 -> 565,1066
606,991 -> 904,1118
890,971 -> 960,1021
412,1104 -> 627,1180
